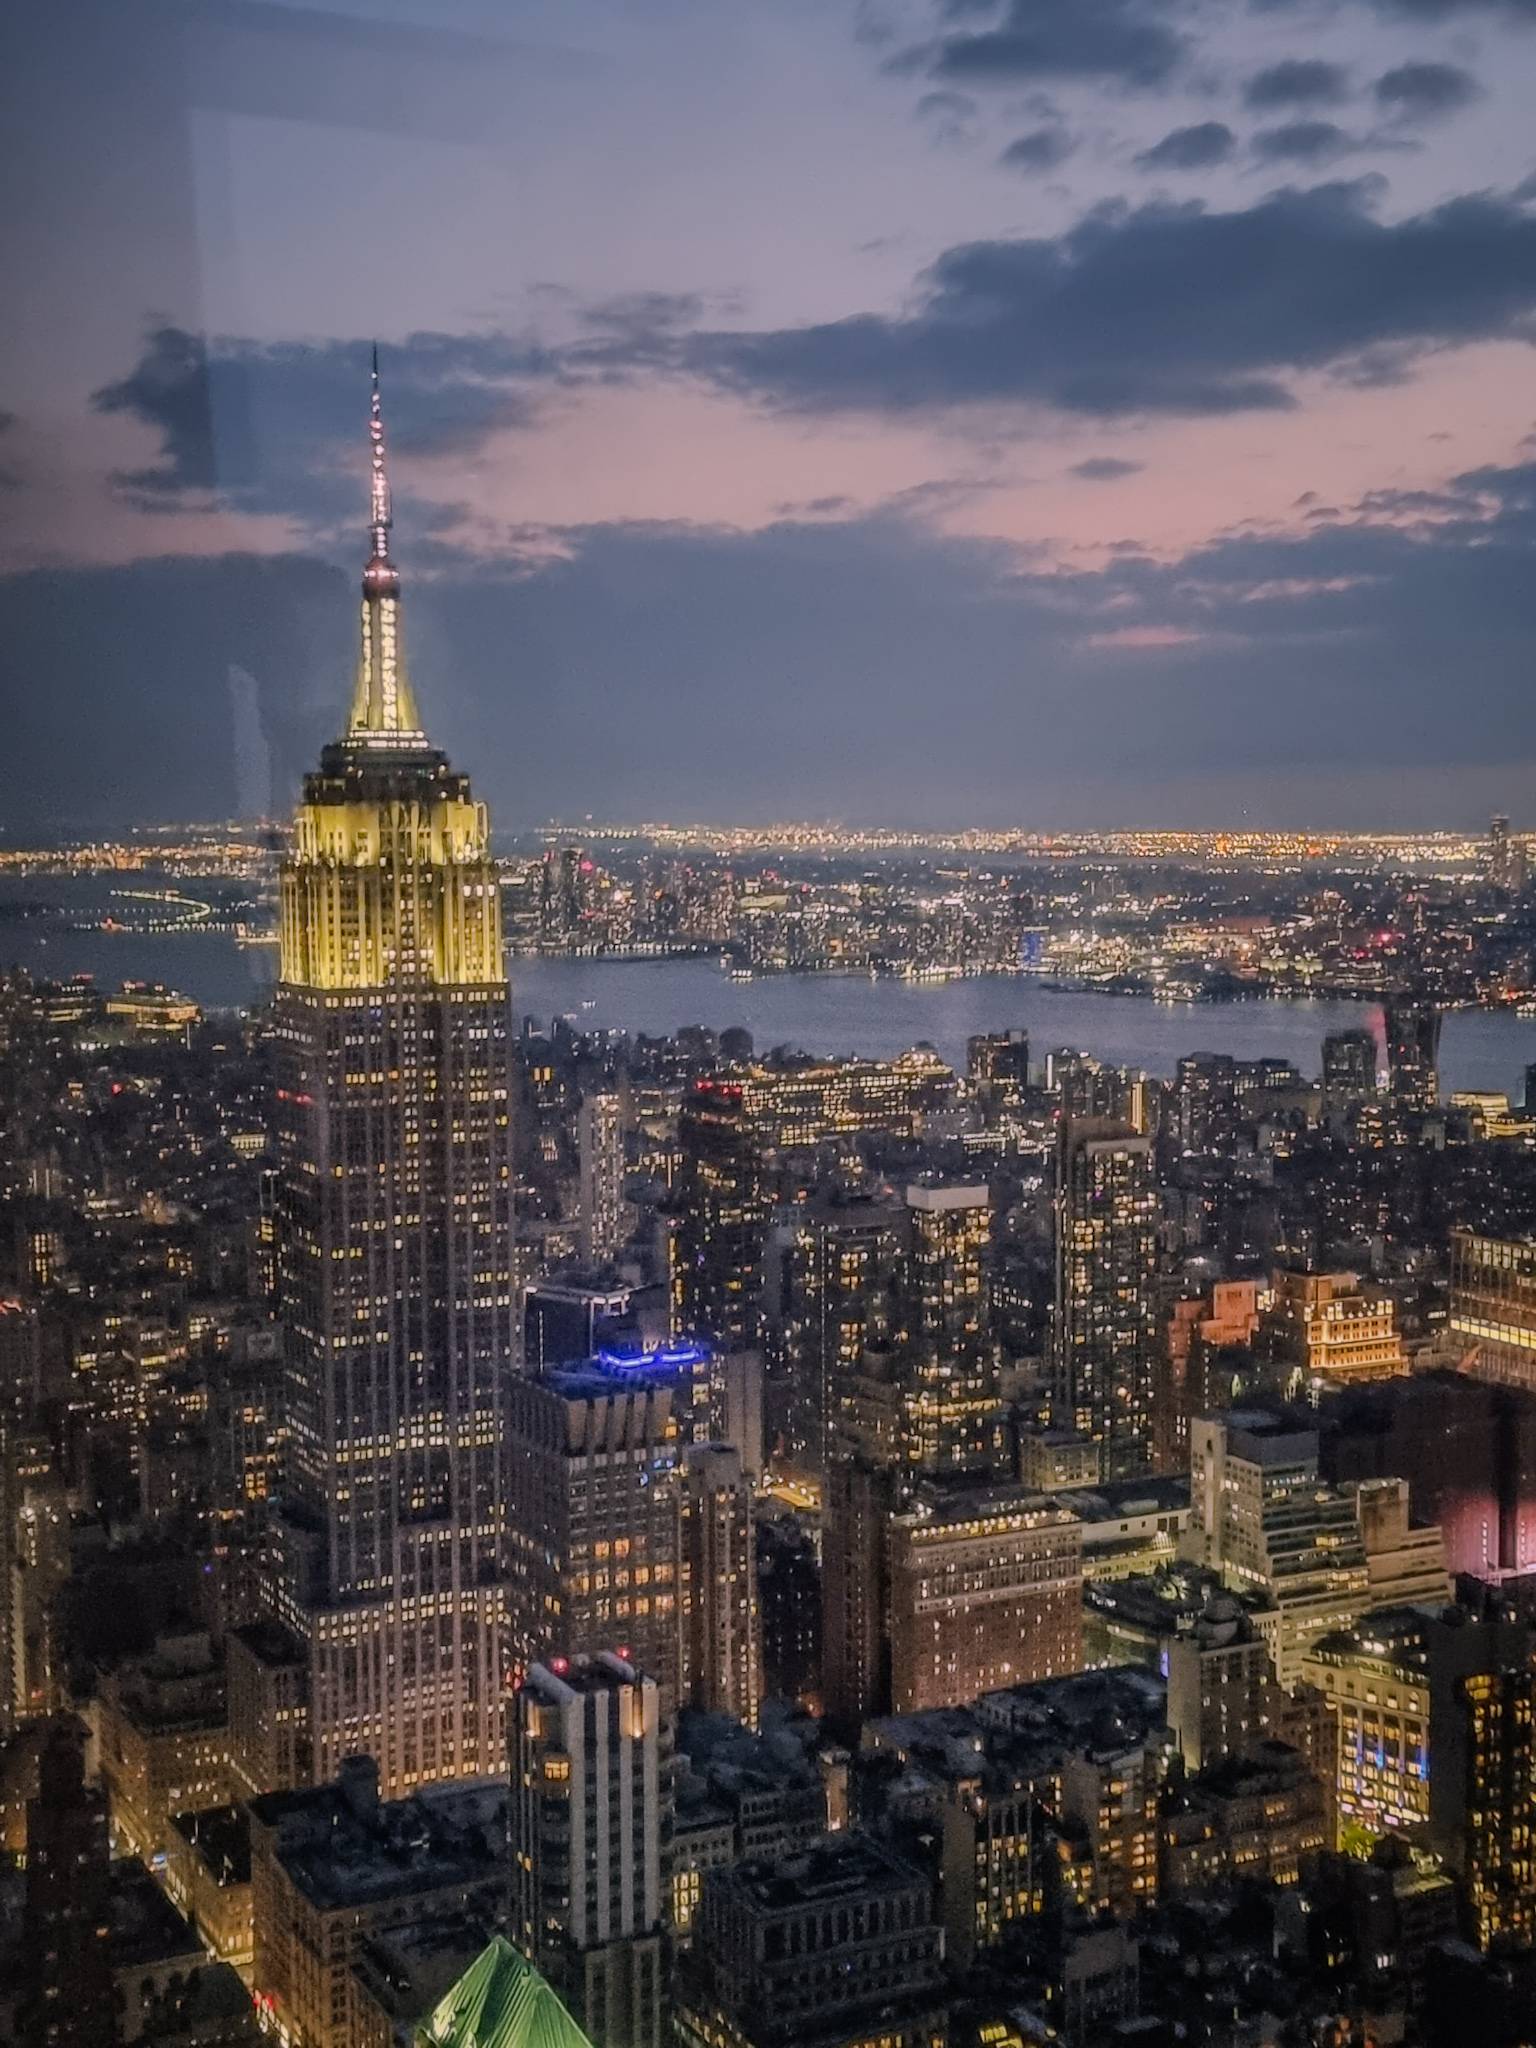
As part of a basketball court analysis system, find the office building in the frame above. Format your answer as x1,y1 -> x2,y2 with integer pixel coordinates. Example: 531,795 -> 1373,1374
96,1629 -> 231,1862
248,1757 -> 505,2048
578,1088 -> 628,1268
1453,1654 -> 1536,1949
1382,996 -> 1440,1115
901,1182 -> 998,1471
506,1347 -> 696,1689
673,1081 -> 771,1355
264,368 -> 514,1792
1156,1279 -> 1261,1471
1451,1229 -> 1536,1397
670,1711 -> 829,1940
510,1655 -> 665,2048
1268,1269 -> 1408,1388
772,1190 -> 905,1473
1160,1740 -> 1328,1895
1052,1118 -> 1159,1478
1319,1368 -> 1536,1583
1164,1594 -> 1283,1772
1173,1052 -> 1239,1158
524,1278 -> 640,1373
1489,814 -> 1528,892
677,1443 -> 762,1727
676,1833 -> 947,2048
1188,1412 -> 1448,1687
1302,1606 -> 1536,1944
821,1453 -> 895,1727
886,1478 -> 1083,1712
968,1030 -> 1030,1119
1321,1030 -> 1378,1112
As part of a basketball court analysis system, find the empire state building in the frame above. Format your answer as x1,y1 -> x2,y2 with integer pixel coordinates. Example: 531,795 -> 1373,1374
262,362 -> 515,1792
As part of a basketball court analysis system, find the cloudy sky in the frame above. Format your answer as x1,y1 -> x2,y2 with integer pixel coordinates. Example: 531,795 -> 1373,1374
4,0 -> 1536,831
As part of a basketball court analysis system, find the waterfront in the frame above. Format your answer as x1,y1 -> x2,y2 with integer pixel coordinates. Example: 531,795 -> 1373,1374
5,905 -> 1535,1096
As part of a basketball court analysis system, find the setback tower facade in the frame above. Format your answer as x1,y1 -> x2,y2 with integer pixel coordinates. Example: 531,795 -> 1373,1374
267,362 -> 515,1792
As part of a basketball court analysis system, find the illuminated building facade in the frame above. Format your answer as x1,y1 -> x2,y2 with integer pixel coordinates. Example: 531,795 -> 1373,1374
673,1082 -> 770,1356
1382,996 -> 1440,1116
886,1478 -> 1083,1711
1051,1118 -> 1159,1478
1453,1657 -> 1536,1950
1189,1414 -> 1448,1688
1451,1228 -> 1536,1397
505,1346 -> 705,1689
510,1655 -> 665,2048
772,1190 -> 904,1473
1268,1269 -> 1408,1388
677,1442 -> 762,1727
578,1088 -> 627,1269
265,366 -> 515,1792
1321,1029 -> 1378,1113
900,1181 -> 998,1471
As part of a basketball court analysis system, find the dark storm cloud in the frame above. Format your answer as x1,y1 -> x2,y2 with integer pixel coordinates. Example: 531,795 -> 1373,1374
896,0 -> 1188,89
1070,456 -> 1144,478
90,328 -> 550,519
10,453 -> 1536,830
1250,120 -> 1354,163
1372,61 -> 1482,118
680,182 -> 1536,419
92,327 -> 229,495
1243,59 -> 1351,109
1135,122 -> 1237,171
1000,125 -> 1077,170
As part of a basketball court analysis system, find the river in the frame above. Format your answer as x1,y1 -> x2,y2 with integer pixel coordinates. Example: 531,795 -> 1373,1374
3,905 -> 1534,1095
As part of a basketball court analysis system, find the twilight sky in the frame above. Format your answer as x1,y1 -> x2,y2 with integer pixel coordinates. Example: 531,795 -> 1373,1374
4,0 -> 1536,831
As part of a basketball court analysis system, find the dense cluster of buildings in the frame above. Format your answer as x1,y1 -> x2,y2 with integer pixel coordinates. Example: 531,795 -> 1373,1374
503,825 -> 1536,1012
6,384 -> 1536,2048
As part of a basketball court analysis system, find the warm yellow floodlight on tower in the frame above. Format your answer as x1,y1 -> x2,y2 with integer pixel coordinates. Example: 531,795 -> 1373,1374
258,354 -> 516,1796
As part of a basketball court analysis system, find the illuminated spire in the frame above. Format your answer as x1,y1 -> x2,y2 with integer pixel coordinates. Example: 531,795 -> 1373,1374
348,346 -> 425,744
369,342 -> 392,565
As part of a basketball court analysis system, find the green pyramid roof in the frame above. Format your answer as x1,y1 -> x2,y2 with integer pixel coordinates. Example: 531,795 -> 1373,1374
414,1937 -> 596,2048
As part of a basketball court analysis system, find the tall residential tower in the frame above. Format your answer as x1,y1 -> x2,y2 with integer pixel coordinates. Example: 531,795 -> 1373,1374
265,363 -> 516,1792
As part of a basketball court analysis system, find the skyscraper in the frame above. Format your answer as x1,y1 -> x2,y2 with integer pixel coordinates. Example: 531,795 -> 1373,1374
1321,1029 -> 1378,1114
886,1478 -> 1084,1711
673,1079 -> 770,1356
1382,994 -> 1440,1116
1051,1118 -> 1158,1478
578,1088 -> 627,1269
510,1654 -> 666,2048
265,364 -> 516,1792
900,1181 -> 997,1471
505,1347 -> 691,1690
771,1188 -> 904,1473
676,1441 -> 762,1727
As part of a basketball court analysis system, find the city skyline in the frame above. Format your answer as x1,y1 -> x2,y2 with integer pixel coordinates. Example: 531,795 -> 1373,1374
5,2 -> 1536,832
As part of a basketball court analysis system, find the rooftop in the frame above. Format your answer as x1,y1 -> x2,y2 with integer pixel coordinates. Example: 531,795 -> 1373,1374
414,1936 -> 594,2048
249,1767 -> 505,1914
169,1802 -> 250,1886
718,1831 -> 927,1916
